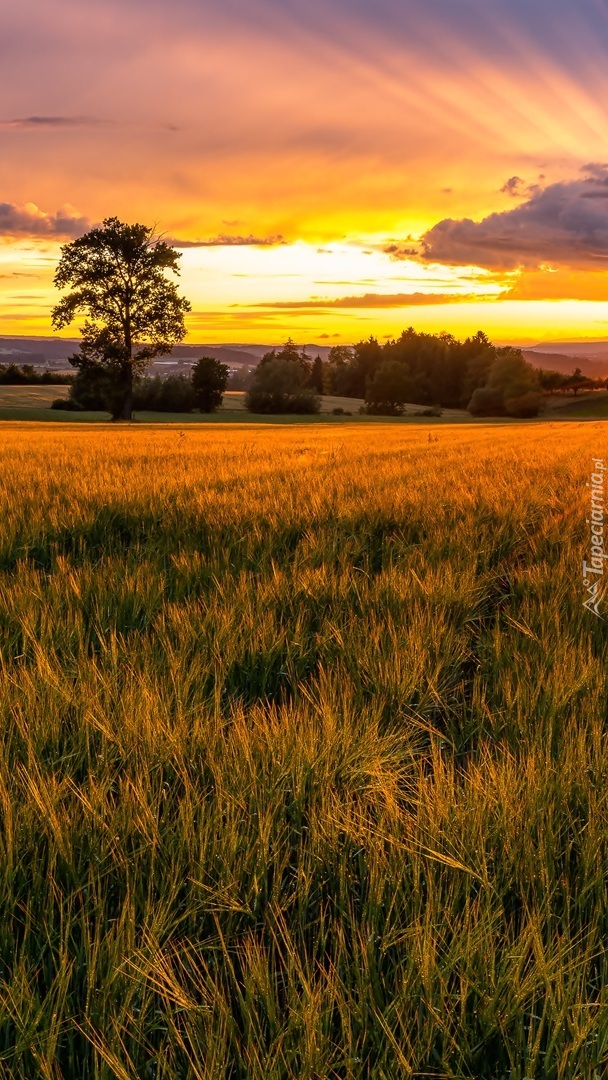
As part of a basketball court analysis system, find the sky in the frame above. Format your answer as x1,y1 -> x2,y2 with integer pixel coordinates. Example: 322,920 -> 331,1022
3,0 -> 608,345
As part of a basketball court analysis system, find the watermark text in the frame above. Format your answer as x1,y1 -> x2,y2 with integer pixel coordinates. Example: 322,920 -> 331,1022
583,458 -> 606,618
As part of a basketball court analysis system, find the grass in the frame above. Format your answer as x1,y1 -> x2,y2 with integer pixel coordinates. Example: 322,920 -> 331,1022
0,420 -> 606,1078
1,385 -> 605,424
544,390 -> 608,412
549,394 -> 608,419
0,386 -> 472,424
0,386 -> 71,408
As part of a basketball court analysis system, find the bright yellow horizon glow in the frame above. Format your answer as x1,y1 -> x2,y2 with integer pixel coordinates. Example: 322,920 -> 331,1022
2,236 -> 608,349
4,1 -> 608,348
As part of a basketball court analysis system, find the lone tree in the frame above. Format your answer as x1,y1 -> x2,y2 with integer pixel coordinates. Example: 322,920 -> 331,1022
52,217 -> 191,420
192,356 -> 229,413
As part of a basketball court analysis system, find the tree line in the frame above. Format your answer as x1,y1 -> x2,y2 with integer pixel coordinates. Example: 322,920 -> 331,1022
0,364 -> 71,386
54,357 -> 230,415
321,333 -> 606,417
239,335 -> 606,418
50,217 -> 607,419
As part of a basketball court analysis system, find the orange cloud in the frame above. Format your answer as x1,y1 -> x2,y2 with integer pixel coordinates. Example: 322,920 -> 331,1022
4,0 -> 608,339
247,291 -> 498,309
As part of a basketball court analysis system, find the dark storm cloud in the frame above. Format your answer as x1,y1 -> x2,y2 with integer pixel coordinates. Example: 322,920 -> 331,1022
420,165 -> 608,270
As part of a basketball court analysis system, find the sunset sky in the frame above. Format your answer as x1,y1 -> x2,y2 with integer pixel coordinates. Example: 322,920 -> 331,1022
3,0 -> 608,345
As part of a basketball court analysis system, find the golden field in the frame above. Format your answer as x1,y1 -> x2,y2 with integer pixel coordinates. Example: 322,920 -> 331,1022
0,420 -> 606,1078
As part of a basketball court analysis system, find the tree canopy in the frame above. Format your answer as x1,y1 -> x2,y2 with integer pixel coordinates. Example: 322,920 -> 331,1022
192,357 -> 229,413
245,354 -> 320,414
52,217 -> 191,419
319,328 -> 548,416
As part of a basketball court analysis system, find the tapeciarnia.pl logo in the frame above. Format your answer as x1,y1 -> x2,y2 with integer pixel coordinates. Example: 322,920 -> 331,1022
583,458 -> 606,619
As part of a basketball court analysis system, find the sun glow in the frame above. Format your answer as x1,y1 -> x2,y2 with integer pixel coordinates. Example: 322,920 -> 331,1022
3,0 -> 608,342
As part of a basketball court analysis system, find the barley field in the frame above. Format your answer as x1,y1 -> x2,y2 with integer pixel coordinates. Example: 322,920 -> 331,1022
0,420 -> 606,1079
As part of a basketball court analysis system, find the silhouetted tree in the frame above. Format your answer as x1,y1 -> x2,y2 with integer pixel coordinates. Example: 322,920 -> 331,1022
325,345 -> 355,395
468,348 -> 542,417
310,355 -> 325,394
0,364 -> 71,386
564,368 -> 594,395
245,357 -> 320,414
538,369 -> 567,395
364,359 -> 413,415
52,217 -> 191,420
348,337 -> 384,398
192,356 -> 229,412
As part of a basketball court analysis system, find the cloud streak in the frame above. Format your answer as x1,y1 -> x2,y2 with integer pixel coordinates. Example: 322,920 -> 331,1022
247,291 -> 497,309
3,0 -> 608,338
170,234 -> 286,248
0,116 -> 92,129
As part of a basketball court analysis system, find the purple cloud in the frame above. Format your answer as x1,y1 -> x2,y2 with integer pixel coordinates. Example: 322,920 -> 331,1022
500,176 -> 526,197
0,201 -> 90,238
421,165 -> 608,270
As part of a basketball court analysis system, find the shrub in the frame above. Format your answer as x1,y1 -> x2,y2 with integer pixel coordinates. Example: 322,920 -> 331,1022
69,370 -> 199,416
133,375 -> 196,413
331,407 -> 345,415
0,364 -> 72,386
362,402 -> 404,416
505,390 -> 544,418
245,358 -> 320,414
70,366 -> 114,411
413,406 -> 443,417
50,397 -> 84,411
467,386 -> 505,416
468,349 -> 542,417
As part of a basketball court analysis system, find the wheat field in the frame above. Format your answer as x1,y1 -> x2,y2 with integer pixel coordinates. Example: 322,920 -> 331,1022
0,419 -> 606,1078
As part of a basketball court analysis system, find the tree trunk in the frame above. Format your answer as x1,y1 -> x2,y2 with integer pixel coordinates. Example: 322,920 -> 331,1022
121,363 -> 133,420
122,389 -> 133,420
123,295 -> 133,420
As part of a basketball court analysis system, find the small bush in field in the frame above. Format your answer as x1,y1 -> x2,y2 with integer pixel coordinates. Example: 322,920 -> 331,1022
133,374 -> 196,412
245,357 -> 320,414
50,397 -> 84,411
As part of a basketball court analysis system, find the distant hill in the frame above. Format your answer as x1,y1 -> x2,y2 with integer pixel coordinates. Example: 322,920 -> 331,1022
528,340 -> 608,358
0,336 -> 78,366
0,336 -> 334,371
0,336 -> 260,371
7,333 -> 606,380
521,350 -> 603,378
523,341 -> 608,378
